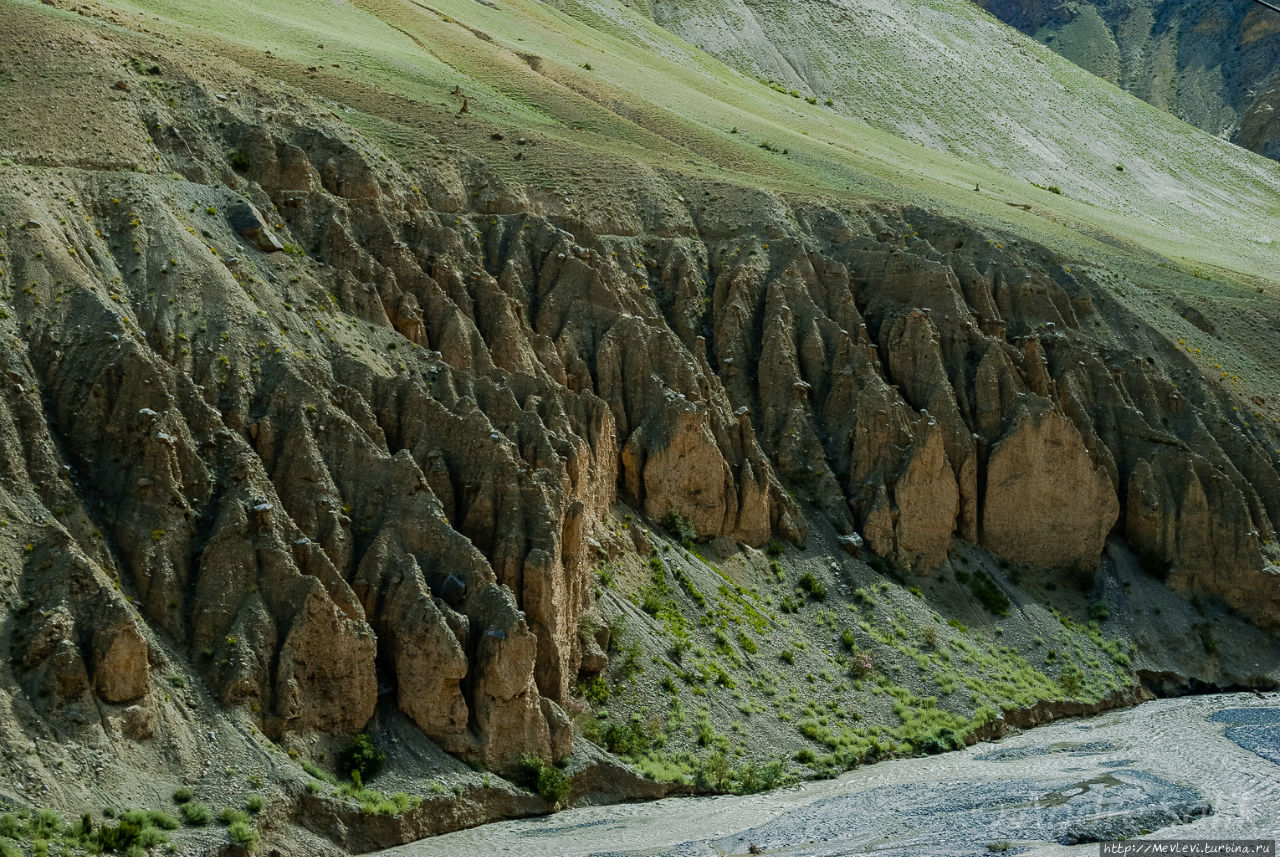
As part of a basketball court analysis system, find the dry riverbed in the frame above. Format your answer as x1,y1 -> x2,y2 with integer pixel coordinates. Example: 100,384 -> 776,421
379,693 -> 1280,857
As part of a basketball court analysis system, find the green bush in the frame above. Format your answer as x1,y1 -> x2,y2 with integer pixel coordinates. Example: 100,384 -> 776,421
179,802 -> 211,827
966,569 -> 1010,616
218,808 -> 250,826
599,719 -> 649,758
245,794 -> 265,814
798,573 -> 826,601
516,755 -> 572,805
172,788 -> 194,804
662,508 -> 697,548
146,811 -> 179,831
32,809 -> 60,838
228,819 -> 259,851
1059,663 -> 1083,696
302,760 -> 338,785
137,826 -> 168,848
337,734 -> 386,782
95,816 -> 145,851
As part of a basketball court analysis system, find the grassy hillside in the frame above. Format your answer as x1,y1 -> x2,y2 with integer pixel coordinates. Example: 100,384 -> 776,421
37,0 -> 1280,283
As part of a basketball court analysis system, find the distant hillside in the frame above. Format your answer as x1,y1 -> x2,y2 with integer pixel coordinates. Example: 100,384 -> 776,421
971,0 -> 1280,159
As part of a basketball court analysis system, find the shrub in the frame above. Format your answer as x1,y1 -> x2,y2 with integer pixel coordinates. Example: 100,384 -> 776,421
765,539 -> 785,557
1059,664 -> 1083,696
146,811 -> 179,831
966,569 -> 1010,616
228,150 -> 250,171
302,761 -> 338,785
779,649 -> 795,664
228,819 -> 259,851
1088,600 -> 1110,623
798,573 -> 826,601
245,795 -> 265,814
337,734 -> 386,782
137,826 -> 168,847
840,628 -> 856,650
179,802 -> 211,827
95,816 -> 144,850
577,676 -> 609,705
693,751 -> 731,793
663,508 -> 697,548
516,755 -> 571,805
848,649 -> 873,679
32,810 -> 60,838
218,808 -> 250,826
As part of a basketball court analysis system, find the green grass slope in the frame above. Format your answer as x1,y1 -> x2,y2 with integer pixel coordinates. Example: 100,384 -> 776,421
33,0 -> 1280,293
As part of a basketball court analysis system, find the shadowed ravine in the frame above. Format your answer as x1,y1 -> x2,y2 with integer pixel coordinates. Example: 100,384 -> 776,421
380,693 -> 1280,856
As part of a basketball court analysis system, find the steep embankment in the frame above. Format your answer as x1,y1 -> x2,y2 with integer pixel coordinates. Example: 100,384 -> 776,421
0,0 -> 1278,854
971,0 -> 1280,160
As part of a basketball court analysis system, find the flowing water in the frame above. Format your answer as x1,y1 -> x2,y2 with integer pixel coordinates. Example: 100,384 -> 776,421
382,693 -> 1280,856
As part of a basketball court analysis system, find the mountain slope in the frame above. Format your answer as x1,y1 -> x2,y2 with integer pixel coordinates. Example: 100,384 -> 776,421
972,0 -> 1280,159
0,0 -> 1277,854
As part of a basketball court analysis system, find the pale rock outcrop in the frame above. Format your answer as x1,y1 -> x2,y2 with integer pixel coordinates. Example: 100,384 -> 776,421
383,566 -> 471,753
91,620 -> 150,704
983,405 -> 1118,568
862,424 -> 959,570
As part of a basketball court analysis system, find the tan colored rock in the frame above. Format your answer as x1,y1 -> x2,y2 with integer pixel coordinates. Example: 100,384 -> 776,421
541,698 -> 574,760
891,427 -> 960,569
1127,453 -> 1278,630
92,621 -> 150,704
635,409 -> 733,539
862,425 -> 959,571
274,582 -> 378,734
386,572 -> 471,753
983,406 -> 1117,568
469,584 -> 551,773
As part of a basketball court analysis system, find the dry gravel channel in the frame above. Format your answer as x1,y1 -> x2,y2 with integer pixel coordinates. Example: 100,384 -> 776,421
380,693 -> 1280,857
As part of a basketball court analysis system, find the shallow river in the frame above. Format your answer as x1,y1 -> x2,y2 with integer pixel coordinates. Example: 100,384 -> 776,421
383,693 -> 1280,856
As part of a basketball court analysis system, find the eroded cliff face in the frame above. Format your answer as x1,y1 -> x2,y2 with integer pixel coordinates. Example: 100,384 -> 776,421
0,6 -> 1279,817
